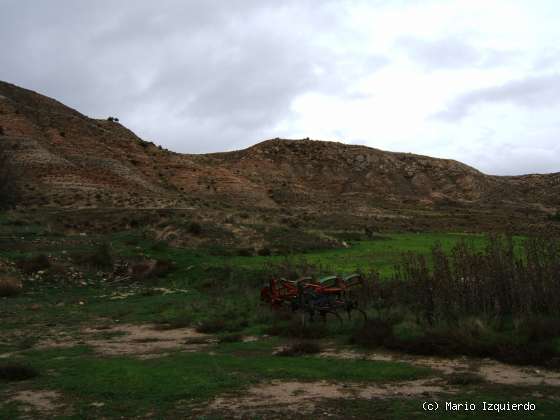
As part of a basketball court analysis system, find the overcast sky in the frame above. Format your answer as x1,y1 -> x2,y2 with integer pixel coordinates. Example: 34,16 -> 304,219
1,0 -> 559,175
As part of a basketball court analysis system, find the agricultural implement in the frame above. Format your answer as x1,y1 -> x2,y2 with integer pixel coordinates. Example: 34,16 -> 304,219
260,274 -> 368,325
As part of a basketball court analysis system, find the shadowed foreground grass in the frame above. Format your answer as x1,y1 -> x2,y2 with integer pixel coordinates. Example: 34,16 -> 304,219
1,344 -> 430,417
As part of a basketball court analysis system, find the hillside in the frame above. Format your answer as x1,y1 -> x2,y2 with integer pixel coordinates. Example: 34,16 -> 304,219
1,80 -> 559,234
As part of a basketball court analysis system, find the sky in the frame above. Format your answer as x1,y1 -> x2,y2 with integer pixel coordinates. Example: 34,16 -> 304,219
1,0 -> 559,175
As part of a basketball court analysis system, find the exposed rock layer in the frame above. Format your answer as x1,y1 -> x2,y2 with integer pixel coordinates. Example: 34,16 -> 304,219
1,80 -> 558,218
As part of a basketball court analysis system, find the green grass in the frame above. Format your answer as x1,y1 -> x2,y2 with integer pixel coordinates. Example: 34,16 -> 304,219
1,219 -> 557,419
0,231 -> 529,343
129,232 -> 496,281
1,345 -> 430,418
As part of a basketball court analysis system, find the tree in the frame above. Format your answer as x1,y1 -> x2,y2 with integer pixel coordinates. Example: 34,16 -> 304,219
0,142 -> 19,209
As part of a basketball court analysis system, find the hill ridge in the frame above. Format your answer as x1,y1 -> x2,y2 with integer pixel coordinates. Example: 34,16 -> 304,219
0,80 -> 558,229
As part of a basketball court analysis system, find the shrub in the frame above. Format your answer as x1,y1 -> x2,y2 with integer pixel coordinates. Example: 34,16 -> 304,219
384,330 -> 463,357
196,319 -> 228,334
393,236 -> 560,323
237,248 -> 253,257
0,363 -> 39,381
196,317 -> 247,334
258,247 -> 272,256
518,317 -> 560,342
150,240 -> 169,252
154,314 -> 192,330
130,259 -> 174,282
188,222 -> 203,235
72,243 -> 113,270
349,318 -> 394,348
277,341 -> 322,356
16,254 -> 50,274
0,144 -> 20,209
219,333 -> 244,343
392,320 -> 424,341
0,274 -> 22,297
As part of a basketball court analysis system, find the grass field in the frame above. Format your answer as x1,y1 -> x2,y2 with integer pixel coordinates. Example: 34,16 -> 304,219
1,215 -> 559,418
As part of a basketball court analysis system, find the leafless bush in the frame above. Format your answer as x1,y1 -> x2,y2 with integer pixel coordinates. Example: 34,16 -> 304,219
392,235 -> 560,324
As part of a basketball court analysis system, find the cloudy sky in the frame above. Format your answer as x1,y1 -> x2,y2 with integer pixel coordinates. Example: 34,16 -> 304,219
1,0 -> 559,175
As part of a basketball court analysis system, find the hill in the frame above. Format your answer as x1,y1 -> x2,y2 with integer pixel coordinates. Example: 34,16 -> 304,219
1,80 -> 559,235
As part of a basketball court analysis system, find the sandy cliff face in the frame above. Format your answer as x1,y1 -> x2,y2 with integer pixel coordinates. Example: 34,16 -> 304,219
0,80 -> 558,216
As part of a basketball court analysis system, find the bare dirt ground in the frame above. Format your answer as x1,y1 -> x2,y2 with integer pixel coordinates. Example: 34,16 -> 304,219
5,325 -> 560,417
32,323 -> 215,357
210,378 -> 455,415
8,390 -> 65,417
321,347 -> 560,386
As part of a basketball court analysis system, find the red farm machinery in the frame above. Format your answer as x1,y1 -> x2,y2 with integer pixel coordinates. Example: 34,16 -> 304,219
260,274 -> 368,325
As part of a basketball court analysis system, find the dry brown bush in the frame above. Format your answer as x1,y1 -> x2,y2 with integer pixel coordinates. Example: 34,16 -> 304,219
16,254 -> 50,274
0,274 -> 22,297
129,259 -> 175,282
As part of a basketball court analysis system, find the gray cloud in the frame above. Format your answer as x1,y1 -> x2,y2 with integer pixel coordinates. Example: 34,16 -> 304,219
533,50 -> 560,70
397,36 -> 517,70
0,0 -> 387,153
0,1 -> 558,175
434,74 -> 560,120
